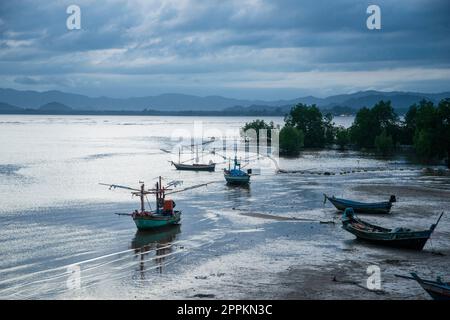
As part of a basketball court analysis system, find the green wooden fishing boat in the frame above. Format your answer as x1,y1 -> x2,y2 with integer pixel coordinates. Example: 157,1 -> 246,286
101,177 -> 208,230
341,208 -> 443,250
132,211 -> 181,230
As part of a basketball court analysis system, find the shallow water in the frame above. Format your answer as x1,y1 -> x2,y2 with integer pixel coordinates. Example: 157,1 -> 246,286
0,115 -> 448,299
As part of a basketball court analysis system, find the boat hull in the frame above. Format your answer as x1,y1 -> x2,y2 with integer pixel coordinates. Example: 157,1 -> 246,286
348,230 -> 431,250
133,211 -> 181,230
420,282 -> 450,300
396,273 -> 450,300
342,221 -> 432,250
326,195 -> 392,214
224,174 -> 250,185
172,162 -> 215,172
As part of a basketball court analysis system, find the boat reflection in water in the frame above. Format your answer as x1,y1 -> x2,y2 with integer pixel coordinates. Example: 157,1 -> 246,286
130,224 -> 181,279
225,183 -> 251,207
226,182 -> 250,192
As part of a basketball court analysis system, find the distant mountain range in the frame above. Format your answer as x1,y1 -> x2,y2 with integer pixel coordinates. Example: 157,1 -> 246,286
0,88 -> 449,114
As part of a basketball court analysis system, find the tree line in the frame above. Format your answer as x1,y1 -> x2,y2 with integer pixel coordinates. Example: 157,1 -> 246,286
242,98 -> 450,167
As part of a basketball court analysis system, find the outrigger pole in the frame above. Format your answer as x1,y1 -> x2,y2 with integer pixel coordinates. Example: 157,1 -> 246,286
100,178 -> 211,212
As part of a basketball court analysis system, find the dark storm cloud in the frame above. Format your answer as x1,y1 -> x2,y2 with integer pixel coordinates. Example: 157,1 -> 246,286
0,0 -> 449,98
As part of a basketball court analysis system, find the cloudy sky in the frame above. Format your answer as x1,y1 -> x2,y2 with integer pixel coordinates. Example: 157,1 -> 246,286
0,0 -> 449,99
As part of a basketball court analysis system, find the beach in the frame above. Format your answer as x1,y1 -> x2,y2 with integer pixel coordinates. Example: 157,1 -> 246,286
0,115 -> 448,299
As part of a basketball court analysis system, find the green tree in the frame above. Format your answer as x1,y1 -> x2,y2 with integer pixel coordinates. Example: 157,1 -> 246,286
412,100 -> 440,161
350,100 -> 399,148
436,98 -> 450,167
284,103 -> 326,148
349,107 -> 376,148
403,99 -> 450,166
375,129 -> 394,156
414,100 -> 437,132
400,104 -> 418,145
335,126 -> 349,150
414,129 -> 435,161
241,119 -> 274,145
279,126 -> 304,156
371,100 -> 399,132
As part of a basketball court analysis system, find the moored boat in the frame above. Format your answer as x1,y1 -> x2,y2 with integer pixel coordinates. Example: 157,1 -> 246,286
171,161 -> 216,172
132,210 -> 181,230
341,208 -> 443,250
324,194 -> 396,214
170,143 -> 216,172
395,273 -> 450,300
100,177 -> 208,230
224,156 -> 250,185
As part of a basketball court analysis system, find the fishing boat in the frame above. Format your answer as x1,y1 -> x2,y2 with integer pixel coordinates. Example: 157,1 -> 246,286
341,208 -> 443,250
170,143 -> 216,172
100,177 -> 207,230
395,273 -> 450,300
324,194 -> 396,214
224,156 -> 250,185
171,161 -> 216,172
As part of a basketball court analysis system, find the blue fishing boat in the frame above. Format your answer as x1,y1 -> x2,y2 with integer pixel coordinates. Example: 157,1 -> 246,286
341,209 -> 443,250
324,194 -> 396,214
224,156 -> 250,185
395,273 -> 450,300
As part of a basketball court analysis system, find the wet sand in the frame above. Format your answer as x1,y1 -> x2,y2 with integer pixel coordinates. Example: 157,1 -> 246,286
187,171 -> 450,300
275,181 -> 450,300
236,209 -> 331,222
2,169 -> 448,300
1,116 -> 449,300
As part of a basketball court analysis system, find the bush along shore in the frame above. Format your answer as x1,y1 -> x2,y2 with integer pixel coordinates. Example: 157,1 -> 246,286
242,98 -> 450,168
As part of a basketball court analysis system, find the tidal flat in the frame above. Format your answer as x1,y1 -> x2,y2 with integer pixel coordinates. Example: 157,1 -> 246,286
0,115 -> 448,299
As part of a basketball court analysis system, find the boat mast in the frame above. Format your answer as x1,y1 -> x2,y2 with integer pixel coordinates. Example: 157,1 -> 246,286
140,183 -> 145,213
195,144 -> 199,164
201,137 -> 203,163
155,180 -> 159,212
159,176 -> 163,203
233,139 -> 238,170
155,176 -> 164,212
161,176 -> 165,204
